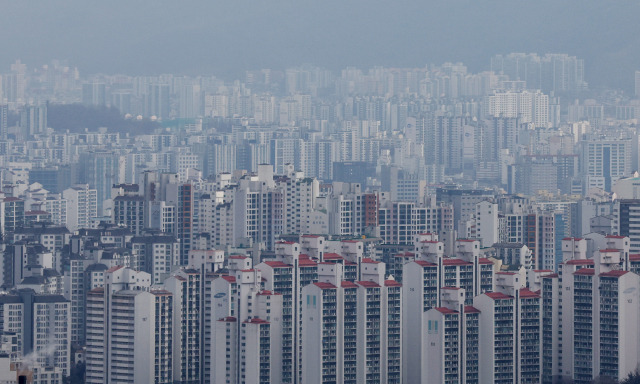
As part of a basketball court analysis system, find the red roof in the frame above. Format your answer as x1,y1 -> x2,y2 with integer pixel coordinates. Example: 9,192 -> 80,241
606,235 -> 626,239
341,281 -> 358,288
106,265 -> 124,273
435,307 -> 458,314
298,257 -> 317,267
221,275 -> 236,283
357,281 -> 380,288
485,292 -> 513,300
599,249 -> 621,253
264,261 -> 291,268
574,268 -> 595,276
384,280 -> 402,287
519,288 -> 540,298
418,232 -> 435,236
361,258 -> 380,264
630,254 -> 640,261
565,259 -> 594,265
314,282 -> 336,290
323,253 -> 343,260
218,316 -> 237,322
496,272 -> 516,275
478,258 -> 494,265
394,252 -> 416,257
257,290 -> 280,295
443,258 -> 472,266
229,255 -> 247,259
457,239 -> 477,242
600,270 -> 628,277
414,260 -> 437,267
464,306 -> 480,313
26,210 -> 48,215
244,318 -> 269,324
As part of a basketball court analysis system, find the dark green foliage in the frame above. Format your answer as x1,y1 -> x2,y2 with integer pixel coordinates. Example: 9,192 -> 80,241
621,369 -> 640,384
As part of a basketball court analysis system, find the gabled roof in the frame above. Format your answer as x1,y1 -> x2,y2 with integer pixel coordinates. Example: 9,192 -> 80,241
485,292 -> 513,300
600,270 -> 628,277
314,282 -> 336,290
357,281 -> 380,288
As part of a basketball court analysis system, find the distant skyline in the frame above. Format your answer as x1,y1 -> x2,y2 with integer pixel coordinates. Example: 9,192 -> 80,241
1,0 -> 639,90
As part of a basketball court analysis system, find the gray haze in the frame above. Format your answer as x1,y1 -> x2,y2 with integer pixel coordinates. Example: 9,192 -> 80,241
1,0 -> 639,88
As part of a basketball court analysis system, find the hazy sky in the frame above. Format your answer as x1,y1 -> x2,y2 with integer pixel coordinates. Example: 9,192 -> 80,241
1,0 -> 638,88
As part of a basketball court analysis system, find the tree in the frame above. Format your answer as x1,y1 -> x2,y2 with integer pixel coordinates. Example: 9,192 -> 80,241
621,369 -> 640,384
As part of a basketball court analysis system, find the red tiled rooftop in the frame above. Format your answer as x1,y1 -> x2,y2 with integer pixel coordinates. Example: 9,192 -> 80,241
361,258 -> 380,264
106,265 -> 124,273
26,210 -> 48,215
314,282 -> 336,289
357,281 -> 380,288
479,258 -> 494,265
485,292 -> 513,300
384,280 -> 402,287
323,253 -> 343,260
605,235 -> 626,239
599,249 -> 621,253
341,281 -> 358,288
541,273 -> 559,278
464,306 -> 480,314
298,258 -> 317,267
443,258 -> 472,266
221,275 -> 236,283
600,270 -> 628,277
263,261 -> 291,268
414,260 -> 437,267
257,290 -> 280,295
519,288 -> 540,298
574,268 -> 595,276
219,316 -> 237,322
229,255 -> 247,259
565,259 -> 594,265
244,318 -> 269,324
435,307 -> 458,314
